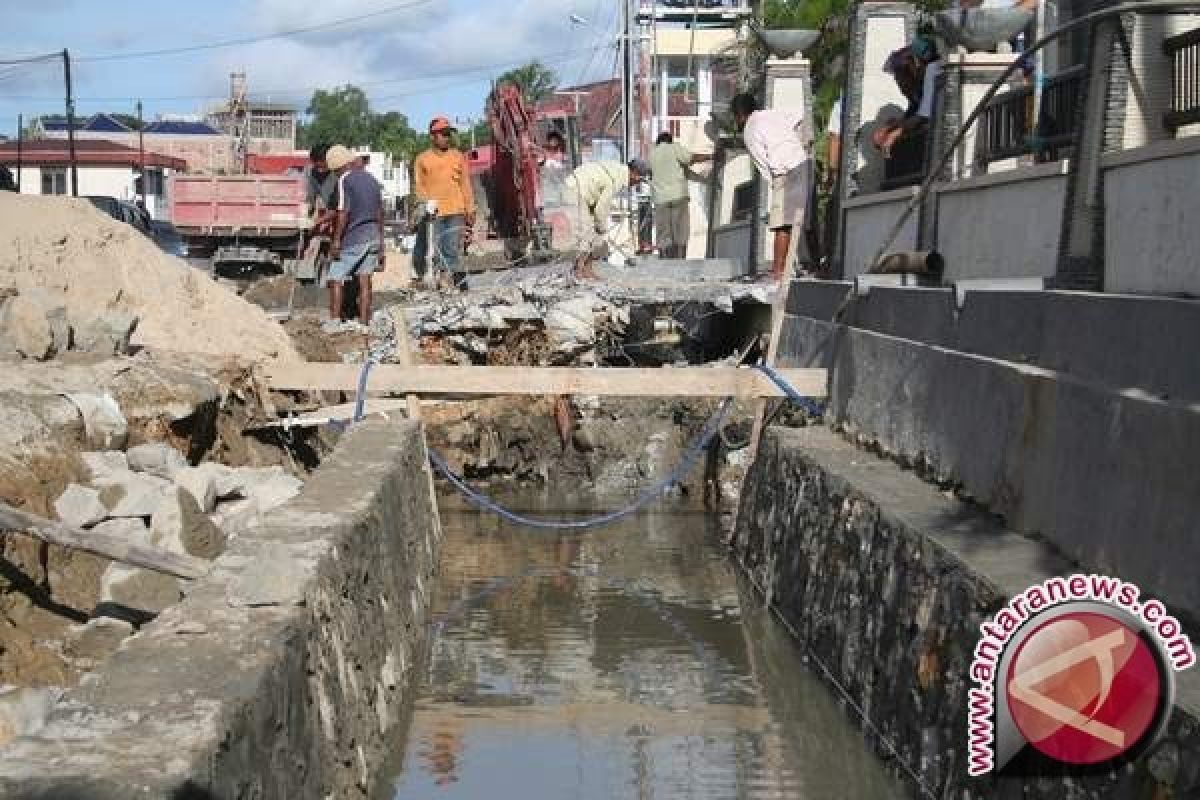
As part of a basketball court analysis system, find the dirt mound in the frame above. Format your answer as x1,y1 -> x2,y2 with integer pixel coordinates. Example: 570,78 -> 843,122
0,194 -> 300,363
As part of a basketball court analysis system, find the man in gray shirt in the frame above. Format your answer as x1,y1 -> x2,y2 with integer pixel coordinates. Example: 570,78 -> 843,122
324,144 -> 384,331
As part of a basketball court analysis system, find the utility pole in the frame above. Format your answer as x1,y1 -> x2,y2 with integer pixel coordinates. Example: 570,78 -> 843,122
136,100 -> 146,208
16,113 -> 22,192
621,0 -> 634,161
62,49 -> 79,197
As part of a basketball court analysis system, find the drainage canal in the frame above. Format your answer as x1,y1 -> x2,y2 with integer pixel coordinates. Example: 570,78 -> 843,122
381,492 -> 903,798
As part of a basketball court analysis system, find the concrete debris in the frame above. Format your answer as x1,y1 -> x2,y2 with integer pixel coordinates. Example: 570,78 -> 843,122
89,517 -> 153,547
126,442 -> 187,481
0,686 -> 63,747
99,563 -> 183,616
151,487 -> 226,560
236,467 -> 303,513
185,462 -> 241,502
53,484 -> 108,529
97,471 -> 172,519
79,450 -> 129,483
71,310 -> 138,357
62,392 -> 128,450
171,465 -> 218,512
544,295 -> 599,354
227,543 -> 309,607
0,288 -> 70,360
63,617 -> 134,663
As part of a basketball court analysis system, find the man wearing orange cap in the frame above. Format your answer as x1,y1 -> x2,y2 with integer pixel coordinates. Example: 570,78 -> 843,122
413,116 -> 476,289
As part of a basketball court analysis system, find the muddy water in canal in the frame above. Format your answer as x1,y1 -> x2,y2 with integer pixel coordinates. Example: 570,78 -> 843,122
387,499 -> 904,799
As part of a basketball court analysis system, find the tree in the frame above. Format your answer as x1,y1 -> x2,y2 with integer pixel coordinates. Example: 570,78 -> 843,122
301,85 -> 373,149
495,60 -> 559,105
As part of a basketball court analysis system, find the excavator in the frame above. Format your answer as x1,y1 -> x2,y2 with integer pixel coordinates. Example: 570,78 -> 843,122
481,82 -> 581,265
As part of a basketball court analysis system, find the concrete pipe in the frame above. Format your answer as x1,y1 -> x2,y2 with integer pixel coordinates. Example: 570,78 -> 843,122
869,250 -> 945,276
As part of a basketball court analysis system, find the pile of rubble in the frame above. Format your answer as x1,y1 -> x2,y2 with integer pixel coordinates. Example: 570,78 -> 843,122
58,443 -> 301,619
0,193 -> 299,363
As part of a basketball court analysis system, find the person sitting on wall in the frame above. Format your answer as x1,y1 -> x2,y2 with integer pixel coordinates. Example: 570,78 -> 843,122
873,34 -> 942,160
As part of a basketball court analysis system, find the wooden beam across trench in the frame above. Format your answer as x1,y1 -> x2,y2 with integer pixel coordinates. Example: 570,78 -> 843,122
260,364 -> 827,400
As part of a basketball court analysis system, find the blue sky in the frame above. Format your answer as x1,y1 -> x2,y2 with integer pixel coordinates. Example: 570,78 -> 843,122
0,0 -> 621,138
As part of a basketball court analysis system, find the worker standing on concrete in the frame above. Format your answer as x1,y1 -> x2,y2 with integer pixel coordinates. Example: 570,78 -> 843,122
324,144 -> 384,333
413,117 -> 475,290
731,93 -> 812,283
648,132 -> 711,260
564,159 -> 649,279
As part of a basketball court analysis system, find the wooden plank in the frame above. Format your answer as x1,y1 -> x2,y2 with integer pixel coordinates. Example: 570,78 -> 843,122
393,315 -> 422,422
261,364 -> 827,399
0,502 -> 210,581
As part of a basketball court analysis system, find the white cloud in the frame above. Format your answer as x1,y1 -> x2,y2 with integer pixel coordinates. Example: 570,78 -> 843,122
216,0 -> 619,110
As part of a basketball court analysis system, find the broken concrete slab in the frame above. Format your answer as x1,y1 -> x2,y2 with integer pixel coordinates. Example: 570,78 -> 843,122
79,450 -> 129,483
226,543 -> 310,608
99,563 -> 182,616
89,517 -> 152,548
71,311 -> 138,356
97,471 -> 171,519
63,617 -> 134,663
126,442 -> 187,481
53,484 -> 107,529
151,488 -> 226,560
0,687 -> 63,747
62,392 -> 127,450
171,464 -> 221,510
0,289 -> 69,360
235,467 -> 303,513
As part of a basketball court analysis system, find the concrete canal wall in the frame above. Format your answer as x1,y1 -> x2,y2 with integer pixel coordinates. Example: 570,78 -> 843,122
731,280 -> 1200,797
0,419 -> 441,799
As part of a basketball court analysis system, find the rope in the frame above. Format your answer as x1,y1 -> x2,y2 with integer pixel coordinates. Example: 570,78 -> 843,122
352,358 -> 375,422
427,397 -> 733,531
754,363 -> 826,417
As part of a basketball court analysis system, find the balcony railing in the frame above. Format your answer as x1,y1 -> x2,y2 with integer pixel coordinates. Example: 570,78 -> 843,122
976,65 -> 1086,167
1165,27 -> 1200,130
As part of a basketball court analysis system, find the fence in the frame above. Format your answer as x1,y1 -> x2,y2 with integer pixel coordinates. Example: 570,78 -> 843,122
1165,27 -> 1200,130
976,65 -> 1086,167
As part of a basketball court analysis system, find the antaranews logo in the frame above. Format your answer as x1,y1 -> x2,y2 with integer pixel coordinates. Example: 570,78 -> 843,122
967,574 -> 1196,777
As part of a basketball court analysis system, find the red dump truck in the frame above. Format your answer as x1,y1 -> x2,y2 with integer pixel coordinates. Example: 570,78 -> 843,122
168,174 -> 322,282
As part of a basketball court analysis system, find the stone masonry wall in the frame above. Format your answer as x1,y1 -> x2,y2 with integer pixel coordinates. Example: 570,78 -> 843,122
731,426 -> 1200,799
0,418 -> 441,799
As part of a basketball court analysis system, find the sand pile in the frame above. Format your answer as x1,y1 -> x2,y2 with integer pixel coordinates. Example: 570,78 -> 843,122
0,193 -> 300,363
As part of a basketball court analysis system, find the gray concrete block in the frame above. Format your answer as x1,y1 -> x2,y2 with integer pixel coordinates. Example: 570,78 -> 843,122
784,279 -> 852,319
89,517 -> 152,548
171,465 -> 217,512
126,442 -> 187,480
0,289 -> 68,360
72,311 -> 138,356
97,471 -> 172,519
53,484 -> 107,529
99,564 -> 182,616
0,688 -> 63,748
79,451 -> 129,484
151,487 -> 226,560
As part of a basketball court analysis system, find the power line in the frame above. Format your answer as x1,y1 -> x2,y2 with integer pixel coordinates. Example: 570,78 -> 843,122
75,0 -> 434,63
0,43 -> 616,105
0,53 -> 59,66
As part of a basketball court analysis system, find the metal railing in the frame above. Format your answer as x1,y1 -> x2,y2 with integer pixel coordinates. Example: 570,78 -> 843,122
976,65 -> 1086,166
1165,27 -> 1200,129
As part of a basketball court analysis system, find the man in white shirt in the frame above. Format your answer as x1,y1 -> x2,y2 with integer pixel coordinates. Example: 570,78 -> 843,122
732,92 -> 811,282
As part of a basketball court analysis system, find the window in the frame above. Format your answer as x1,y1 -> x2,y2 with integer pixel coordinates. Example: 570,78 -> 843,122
41,167 -> 67,195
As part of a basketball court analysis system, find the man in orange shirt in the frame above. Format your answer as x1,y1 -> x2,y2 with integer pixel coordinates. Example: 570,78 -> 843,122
413,116 -> 476,290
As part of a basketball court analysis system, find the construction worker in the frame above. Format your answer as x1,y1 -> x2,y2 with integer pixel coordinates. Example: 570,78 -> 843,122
731,92 -> 812,283
564,159 -> 649,279
413,116 -> 475,290
649,132 -> 712,259
304,143 -> 338,235
323,144 -> 384,333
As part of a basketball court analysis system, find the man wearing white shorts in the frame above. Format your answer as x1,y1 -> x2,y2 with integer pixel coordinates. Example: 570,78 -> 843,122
732,92 -> 811,282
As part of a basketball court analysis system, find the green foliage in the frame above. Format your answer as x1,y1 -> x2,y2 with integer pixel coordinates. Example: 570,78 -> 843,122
495,60 -> 559,104
301,86 -> 373,149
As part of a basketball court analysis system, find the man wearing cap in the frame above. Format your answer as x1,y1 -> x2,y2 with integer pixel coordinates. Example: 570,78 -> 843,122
873,35 -> 942,158
324,144 -> 384,332
413,116 -> 475,289
564,159 -> 649,278
731,92 -> 812,283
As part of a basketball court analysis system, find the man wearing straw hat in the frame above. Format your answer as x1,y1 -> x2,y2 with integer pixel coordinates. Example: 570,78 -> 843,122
324,144 -> 384,333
